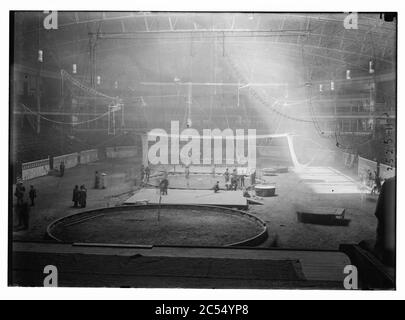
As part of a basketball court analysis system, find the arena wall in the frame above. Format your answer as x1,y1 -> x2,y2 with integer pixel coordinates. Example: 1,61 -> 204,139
54,152 -> 79,170
79,149 -> 99,164
106,146 -> 138,159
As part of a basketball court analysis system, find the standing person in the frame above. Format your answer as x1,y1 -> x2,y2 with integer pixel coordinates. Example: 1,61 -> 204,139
231,169 -> 238,190
29,185 -> 37,207
231,176 -> 238,191
79,185 -> 87,208
72,185 -> 79,208
94,171 -> 101,189
14,182 -> 25,207
373,170 -> 382,194
367,170 -> 373,188
159,177 -> 169,195
250,169 -> 256,186
240,174 -> 245,188
144,165 -> 151,183
185,163 -> 190,180
224,168 -> 230,184
14,182 -> 25,228
60,161 -> 65,177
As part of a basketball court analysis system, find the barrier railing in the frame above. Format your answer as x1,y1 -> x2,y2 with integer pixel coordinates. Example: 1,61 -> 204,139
22,158 -> 50,181
358,156 -> 395,184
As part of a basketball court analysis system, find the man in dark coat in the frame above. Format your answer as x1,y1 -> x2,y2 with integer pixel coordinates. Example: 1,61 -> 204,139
79,185 -> 87,208
60,161 -> 65,177
72,185 -> 79,208
159,178 -> 169,195
29,185 -> 37,207
15,182 -> 25,207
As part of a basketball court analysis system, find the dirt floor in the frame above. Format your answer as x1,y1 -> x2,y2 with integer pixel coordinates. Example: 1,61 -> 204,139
50,207 -> 264,246
12,156 -> 378,250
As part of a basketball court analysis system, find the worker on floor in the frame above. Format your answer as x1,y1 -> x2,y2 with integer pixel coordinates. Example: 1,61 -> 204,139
14,181 -> 25,207
250,169 -> 256,186
240,174 -> 245,188
213,181 -> 220,193
72,185 -> 80,208
94,171 -> 101,189
79,185 -> 87,208
29,185 -> 37,207
159,177 -> 169,195
144,165 -> 151,183
224,168 -> 230,184
59,161 -> 65,177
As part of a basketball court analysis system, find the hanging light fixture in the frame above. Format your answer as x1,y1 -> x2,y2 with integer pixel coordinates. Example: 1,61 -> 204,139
346,70 -> 351,80
72,64 -> 77,74
186,118 -> 192,128
141,96 -> 147,107
38,50 -> 43,62
369,60 -> 375,74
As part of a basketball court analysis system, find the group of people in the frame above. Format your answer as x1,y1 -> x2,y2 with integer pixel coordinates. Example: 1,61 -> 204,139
14,182 -> 37,230
72,185 -> 87,208
365,169 -> 383,195
223,168 -> 254,191
213,168 -> 256,193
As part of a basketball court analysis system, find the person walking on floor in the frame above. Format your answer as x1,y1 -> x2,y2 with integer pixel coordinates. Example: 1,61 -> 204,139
29,185 -> 37,207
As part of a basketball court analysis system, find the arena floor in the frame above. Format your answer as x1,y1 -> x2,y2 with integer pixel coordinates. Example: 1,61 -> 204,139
48,206 -> 265,246
12,156 -> 378,250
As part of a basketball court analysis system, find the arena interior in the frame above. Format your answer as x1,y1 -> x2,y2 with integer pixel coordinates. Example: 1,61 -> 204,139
10,12 -> 396,289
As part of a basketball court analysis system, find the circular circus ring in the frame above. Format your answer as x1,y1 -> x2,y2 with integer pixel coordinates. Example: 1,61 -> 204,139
47,204 -> 268,247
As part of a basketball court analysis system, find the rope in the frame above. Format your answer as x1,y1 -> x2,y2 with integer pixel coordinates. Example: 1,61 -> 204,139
20,103 -> 112,126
